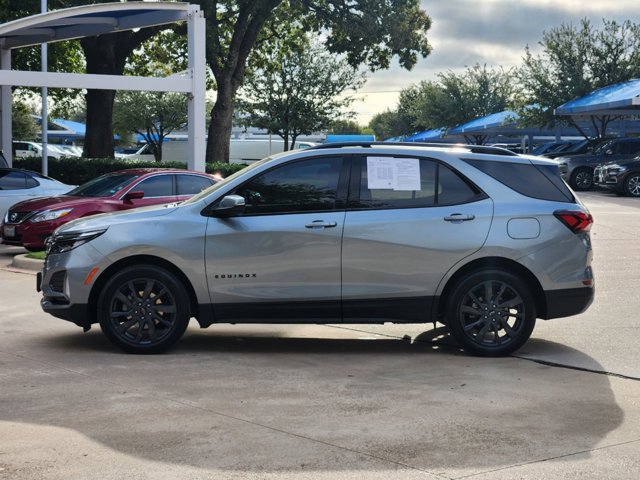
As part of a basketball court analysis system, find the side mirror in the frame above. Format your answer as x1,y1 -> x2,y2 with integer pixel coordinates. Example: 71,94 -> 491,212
123,190 -> 145,202
207,194 -> 245,217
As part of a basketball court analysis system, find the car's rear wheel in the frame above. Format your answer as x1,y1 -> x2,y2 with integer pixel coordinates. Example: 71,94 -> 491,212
624,173 -> 640,197
570,168 -> 593,191
98,265 -> 190,354
445,270 -> 536,356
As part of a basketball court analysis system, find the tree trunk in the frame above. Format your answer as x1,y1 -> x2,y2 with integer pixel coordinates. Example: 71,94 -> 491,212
207,91 -> 235,163
83,89 -> 116,158
80,29 -> 161,158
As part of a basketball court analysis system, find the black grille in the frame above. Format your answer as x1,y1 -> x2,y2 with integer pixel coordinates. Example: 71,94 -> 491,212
6,210 -> 32,224
50,271 -> 66,293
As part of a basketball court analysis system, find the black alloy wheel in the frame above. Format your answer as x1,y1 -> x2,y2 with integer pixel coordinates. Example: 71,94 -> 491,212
98,265 -> 190,354
624,173 -> 640,197
446,270 -> 536,356
571,168 -> 593,191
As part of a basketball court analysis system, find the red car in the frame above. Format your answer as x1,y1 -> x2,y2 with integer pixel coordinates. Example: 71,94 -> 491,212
1,168 -> 218,251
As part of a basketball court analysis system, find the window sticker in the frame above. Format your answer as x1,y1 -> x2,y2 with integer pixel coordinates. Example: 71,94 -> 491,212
366,157 -> 395,189
367,157 -> 421,191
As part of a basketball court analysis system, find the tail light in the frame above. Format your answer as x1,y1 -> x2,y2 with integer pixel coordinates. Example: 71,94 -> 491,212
554,210 -> 593,233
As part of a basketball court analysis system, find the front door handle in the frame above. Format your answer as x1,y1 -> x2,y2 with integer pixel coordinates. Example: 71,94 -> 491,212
305,220 -> 338,229
444,213 -> 475,223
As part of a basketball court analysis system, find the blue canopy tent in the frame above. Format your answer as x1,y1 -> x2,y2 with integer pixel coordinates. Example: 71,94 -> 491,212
404,128 -> 447,142
555,79 -> 640,116
448,110 -> 519,136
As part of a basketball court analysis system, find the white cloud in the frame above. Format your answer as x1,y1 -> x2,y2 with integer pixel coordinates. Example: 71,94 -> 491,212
354,0 -> 640,124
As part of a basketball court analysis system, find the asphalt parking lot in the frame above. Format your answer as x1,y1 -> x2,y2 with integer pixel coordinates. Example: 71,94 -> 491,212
1,190 -> 639,479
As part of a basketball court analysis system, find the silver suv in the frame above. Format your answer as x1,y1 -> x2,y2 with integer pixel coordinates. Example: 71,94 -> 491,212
37,143 -> 595,356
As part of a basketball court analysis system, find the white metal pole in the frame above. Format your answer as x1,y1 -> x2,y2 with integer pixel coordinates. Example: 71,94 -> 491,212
186,5 -> 206,172
0,48 -> 11,166
41,0 -> 48,175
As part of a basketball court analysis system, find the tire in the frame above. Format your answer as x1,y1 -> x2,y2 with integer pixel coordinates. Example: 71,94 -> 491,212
98,265 -> 190,354
624,173 -> 640,197
445,270 -> 536,357
570,168 -> 593,191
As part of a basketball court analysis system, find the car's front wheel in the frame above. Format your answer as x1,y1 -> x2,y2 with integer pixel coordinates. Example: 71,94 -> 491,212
570,168 -> 593,191
624,173 -> 640,197
98,265 -> 191,354
445,270 -> 536,356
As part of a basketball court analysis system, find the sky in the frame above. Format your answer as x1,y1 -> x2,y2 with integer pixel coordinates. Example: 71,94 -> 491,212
353,0 -> 640,125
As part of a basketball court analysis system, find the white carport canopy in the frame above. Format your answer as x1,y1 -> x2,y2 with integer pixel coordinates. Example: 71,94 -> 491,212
0,1 -> 206,171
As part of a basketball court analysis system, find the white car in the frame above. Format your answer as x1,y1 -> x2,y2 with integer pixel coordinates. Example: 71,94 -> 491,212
0,168 -> 74,222
13,141 -> 65,160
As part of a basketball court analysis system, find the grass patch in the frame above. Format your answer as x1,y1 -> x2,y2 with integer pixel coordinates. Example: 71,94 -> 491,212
25,251 -> 46,260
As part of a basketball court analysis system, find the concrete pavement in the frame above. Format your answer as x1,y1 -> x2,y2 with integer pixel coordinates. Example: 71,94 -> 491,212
0,191 -> 639,479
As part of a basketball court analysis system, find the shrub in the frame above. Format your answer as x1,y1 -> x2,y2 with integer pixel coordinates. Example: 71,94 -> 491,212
13,157 -> 248,185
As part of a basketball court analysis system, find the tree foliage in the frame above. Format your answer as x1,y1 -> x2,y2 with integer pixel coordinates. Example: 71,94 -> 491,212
11,101 -> 38,141
368,108 -> 416,140
517,18 -> 640,138
238,40 -> 365,149
113,92 -> 188,162
193,0 -> 432,162
389,64 -> 516,144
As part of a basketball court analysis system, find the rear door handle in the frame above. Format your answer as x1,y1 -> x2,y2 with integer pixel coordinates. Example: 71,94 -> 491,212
305,220 -> 338,229
444,213 -> 475,222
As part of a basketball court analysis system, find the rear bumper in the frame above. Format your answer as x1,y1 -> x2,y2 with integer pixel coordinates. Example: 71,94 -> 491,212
542,286 -> 594,319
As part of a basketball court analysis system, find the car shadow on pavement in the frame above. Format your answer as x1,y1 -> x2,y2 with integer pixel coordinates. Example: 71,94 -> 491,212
5,325 -> 625,476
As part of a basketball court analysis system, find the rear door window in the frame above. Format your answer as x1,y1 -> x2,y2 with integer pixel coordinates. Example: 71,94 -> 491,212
176,174 -> 215,195
0,171 -> 30,190
350,156 -> 483,209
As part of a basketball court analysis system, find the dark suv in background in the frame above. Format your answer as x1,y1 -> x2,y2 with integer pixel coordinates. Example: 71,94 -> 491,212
556,137 -> 640,190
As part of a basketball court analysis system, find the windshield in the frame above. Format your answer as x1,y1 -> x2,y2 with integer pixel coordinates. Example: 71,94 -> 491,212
66,172 -> 141,197
592,140 -> 615,154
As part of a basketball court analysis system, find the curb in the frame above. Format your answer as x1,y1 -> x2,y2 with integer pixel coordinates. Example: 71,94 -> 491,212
11,254 -> 44,272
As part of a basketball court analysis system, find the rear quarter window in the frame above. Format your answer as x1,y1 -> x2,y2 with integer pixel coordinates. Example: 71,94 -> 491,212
463,158 -> 575,202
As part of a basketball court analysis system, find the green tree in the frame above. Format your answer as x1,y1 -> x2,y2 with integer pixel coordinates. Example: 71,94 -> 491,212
368,109 -> 416,140
193,0 -> 432,162
113,91 -> 187,162
238,41 -> 365,150
517,18 -> 640,138
401,64 -> 516,144
11,101 -> 38,141
329,119 -> 365,135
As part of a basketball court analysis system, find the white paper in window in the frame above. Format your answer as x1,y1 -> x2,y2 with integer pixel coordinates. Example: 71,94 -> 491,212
393,158 -> 421,191
367,157 -> 395,189
366,156 -> 421,191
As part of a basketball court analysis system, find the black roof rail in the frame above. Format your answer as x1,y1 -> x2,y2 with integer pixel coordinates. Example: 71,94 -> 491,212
307,141 -> 518,156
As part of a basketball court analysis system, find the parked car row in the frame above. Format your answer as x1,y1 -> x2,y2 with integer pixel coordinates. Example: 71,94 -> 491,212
554,137 -> 640,194
13,140 -> 82,160
1,168 -> 219,251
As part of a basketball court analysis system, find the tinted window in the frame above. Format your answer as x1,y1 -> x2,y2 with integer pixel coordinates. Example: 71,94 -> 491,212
134,175 -> 174,197
176,175 -> 215,195
464,158 -> 574,202
235,157 -> 342,214
68,172 -> 141,197
619,141 -> 640,155
0,171 -> 28,190
353,156 -> 481,209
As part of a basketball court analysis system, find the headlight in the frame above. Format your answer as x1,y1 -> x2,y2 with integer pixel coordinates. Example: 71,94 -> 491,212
45,228 -> 107,255
31,208 -> 73,223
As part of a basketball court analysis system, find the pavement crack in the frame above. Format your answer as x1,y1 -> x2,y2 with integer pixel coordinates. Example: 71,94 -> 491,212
511,355 -> 640,381
452,438 -> 640,479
